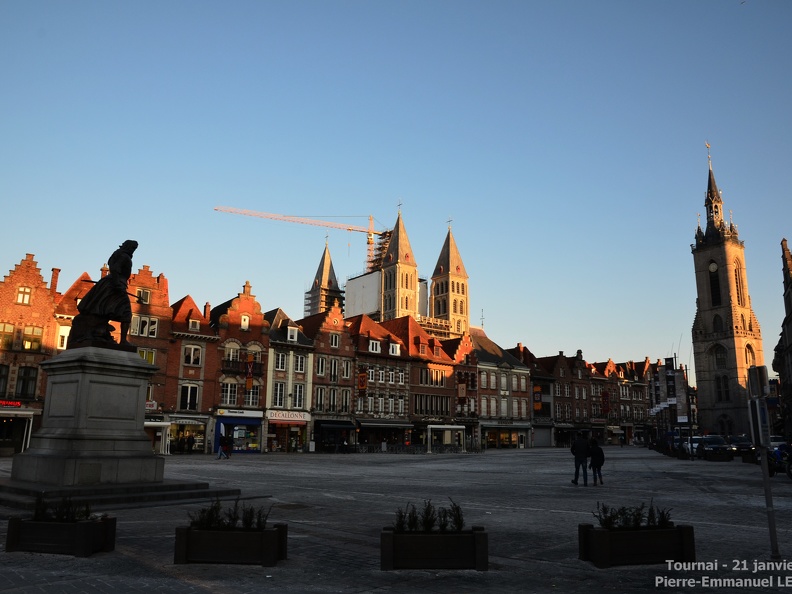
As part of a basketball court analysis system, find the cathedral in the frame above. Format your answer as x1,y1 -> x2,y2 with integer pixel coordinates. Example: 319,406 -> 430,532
691,152 -> 765,435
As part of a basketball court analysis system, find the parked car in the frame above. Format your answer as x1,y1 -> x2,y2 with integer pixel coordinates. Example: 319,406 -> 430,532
727,435 -> 754,454
681,436 -> 702,457
696,435 -> 733,460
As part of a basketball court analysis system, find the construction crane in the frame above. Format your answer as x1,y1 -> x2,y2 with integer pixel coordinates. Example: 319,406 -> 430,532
214,206 -> 392,272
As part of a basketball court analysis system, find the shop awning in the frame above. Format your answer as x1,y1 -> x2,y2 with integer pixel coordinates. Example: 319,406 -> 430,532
357,419 -> 414,429
170,418 -> 206,425
316,421 -> 357,431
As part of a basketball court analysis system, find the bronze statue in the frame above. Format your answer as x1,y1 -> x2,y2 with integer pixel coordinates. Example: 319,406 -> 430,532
68,240 -> 138,350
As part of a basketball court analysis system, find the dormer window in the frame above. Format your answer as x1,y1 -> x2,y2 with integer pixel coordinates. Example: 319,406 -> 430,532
288,327 -> 298,342
189,319 -> 200,331
136,288 -> 151,304
389,343 -> 400,356
369,340 -> 381,353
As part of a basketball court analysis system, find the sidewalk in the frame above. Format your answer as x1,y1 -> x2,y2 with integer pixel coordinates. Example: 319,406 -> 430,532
1,447 -> 791,593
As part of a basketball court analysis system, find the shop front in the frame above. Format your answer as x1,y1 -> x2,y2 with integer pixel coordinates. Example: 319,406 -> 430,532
266,410 -> 310,453
356,419 -> 413,448
481,422 -> 532,449
0,400 -> 40,456
215,409 -> 264,454
313,419 -> 357,453
168,415 -> 208,454
144,415 -> 170,454
425,424 -> 466,453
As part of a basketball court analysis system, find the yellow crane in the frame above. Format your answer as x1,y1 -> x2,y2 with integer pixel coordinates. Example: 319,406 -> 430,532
214,206 -> 392,272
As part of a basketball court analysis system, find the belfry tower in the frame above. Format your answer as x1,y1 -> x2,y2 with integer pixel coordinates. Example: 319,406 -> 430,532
691,148 -> 764,435
380,211 -> 419,321
304,242 -> 344,316
430,224 -> 470,336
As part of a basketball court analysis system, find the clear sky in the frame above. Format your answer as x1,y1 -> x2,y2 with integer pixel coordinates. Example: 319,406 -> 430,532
2,1 -> 790,384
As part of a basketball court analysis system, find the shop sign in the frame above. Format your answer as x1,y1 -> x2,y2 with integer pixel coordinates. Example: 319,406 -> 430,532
266,410 -> 310,422
145,400 -> 158,411
0,400 -> 22,408
217,409 -> 264,418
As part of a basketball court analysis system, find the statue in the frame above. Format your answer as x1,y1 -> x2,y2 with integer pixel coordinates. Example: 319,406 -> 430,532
67,240 -> 139,350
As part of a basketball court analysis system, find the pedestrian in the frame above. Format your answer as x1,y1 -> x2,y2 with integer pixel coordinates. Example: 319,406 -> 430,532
216,435 -> 229,460
589,438 -> 605,486
570,431 -> 590,486
186,431 -> 195,454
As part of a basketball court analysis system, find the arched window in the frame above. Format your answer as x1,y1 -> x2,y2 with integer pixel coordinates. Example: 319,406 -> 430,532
745,344 -> 756,367
712,345 -> 728,369
734,260 -> 745,307
709,262 -> 721,307
713,315 -> 723,333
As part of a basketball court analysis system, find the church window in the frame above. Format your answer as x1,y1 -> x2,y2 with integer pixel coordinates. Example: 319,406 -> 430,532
713,315 -> 723,333
712,345 -> 728,370
453,299 -> 457,314
745,344 -> 756,367
709,264 -> 721,307
715,375 -> 730,402
734,260 -> 745,307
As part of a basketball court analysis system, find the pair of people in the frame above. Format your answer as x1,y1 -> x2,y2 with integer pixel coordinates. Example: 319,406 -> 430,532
570,433 -> 605,486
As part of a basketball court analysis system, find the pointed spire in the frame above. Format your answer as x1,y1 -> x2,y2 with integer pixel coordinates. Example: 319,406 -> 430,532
432,227 -> 468,279
704,144 -> 724,233
383,211 -> 417,268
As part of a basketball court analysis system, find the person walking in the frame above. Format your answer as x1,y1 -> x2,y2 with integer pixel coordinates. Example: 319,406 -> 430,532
571,431 -> 590,486
589,438 -> 605,486
216,435 -> 229,460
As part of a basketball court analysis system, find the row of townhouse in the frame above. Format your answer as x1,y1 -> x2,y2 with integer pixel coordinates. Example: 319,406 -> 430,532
0,252 -> 688,456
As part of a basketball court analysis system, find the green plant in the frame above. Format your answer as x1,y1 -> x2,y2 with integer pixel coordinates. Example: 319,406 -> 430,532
188,498 -> 275,531
593,501 -> 672,530
392,498 -> 466,533
32,496 -> 91,523
419,499 -> 437,532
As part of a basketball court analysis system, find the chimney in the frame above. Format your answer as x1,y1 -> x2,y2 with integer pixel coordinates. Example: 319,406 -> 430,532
204,302 -> 211,319
50,268 -> 60,296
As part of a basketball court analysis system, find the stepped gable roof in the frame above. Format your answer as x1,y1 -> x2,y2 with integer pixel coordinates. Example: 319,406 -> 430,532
441,334 -> 475,364
54,271 -> 94,318
432,227 -> 468,279
506,344 -> 554,379
470,327 -> 527,369
296,303 -> 345,340
264,308 -> 312,346
380,315 -> 452,362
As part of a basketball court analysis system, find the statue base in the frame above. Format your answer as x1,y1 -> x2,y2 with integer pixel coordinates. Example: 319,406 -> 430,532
11,347 -> 164,486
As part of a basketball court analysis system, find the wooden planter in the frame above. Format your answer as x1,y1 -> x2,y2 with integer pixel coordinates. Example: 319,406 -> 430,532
174,523 -> 287,566
5,516 -> 116,557
380,526 -> 488,571
578,523 -> 695,568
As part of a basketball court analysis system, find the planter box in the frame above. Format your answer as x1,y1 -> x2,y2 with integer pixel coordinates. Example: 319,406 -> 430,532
5,517 -> 116,557
578,523 -> 695,568
380,526 -> 488,571
174,523 -> 287,566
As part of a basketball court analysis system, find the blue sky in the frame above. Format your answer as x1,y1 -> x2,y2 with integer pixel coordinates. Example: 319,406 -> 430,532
2,1 -> 790,383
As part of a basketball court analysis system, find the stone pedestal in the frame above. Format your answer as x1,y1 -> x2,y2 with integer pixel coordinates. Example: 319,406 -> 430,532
11,347 -> 164,486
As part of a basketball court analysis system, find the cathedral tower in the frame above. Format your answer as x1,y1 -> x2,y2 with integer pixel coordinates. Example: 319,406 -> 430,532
380,212 -> 419,321
691,150 -> 764,435
304,242 -> 344,317
430,225 -> 470,335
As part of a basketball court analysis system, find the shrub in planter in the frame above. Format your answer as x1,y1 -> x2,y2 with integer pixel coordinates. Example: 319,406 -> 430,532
5,496 -> 116,557
579,500 -> 695,568
381,498 -> 488,571
174,498 -> 287,566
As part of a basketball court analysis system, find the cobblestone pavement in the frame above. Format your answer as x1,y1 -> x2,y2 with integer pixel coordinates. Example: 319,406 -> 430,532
2,447 -> 792,593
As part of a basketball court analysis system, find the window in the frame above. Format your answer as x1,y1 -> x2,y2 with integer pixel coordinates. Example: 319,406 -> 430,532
287,327 -> 298,342
368,368 -> 375,382
225,344 -> 240,361
293,384 -> 305,408
138,348 -> 155,364
329,333 -> 340,348
240,315 -> 250,331
180,384 -> 199,410
183,345 -> 202,366
378,369 -> 385,383
189,319 -> 201,331
388,369 -> 395,384
22,326 -> 42,351
16,366 -> 38,398
328,388 -> 336,411
136,288 -> 150,304
369,340 -> 381,353
713,345 -> 728,370
273,382 -> 286,407
480,371 -> 487,389
389,343 -> 400,356
342,389 -> 351,413
709,264 -> 722,307
342,360 -> 351,379
512,375 -> 518,390
0,323 -> 14,349
131,315 -> 158,337
16,287 -> 32,305
398,370 -> 404,385
490,373 -> 497,389
244,385 -> 260,407
315,387 -> 325,411
0,364 -> 8,394
294,354 -> 305,373
316,356 -> 326,376
330,359 -> 338,382
221,382 -> 238,406
275,352 -> 287,371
